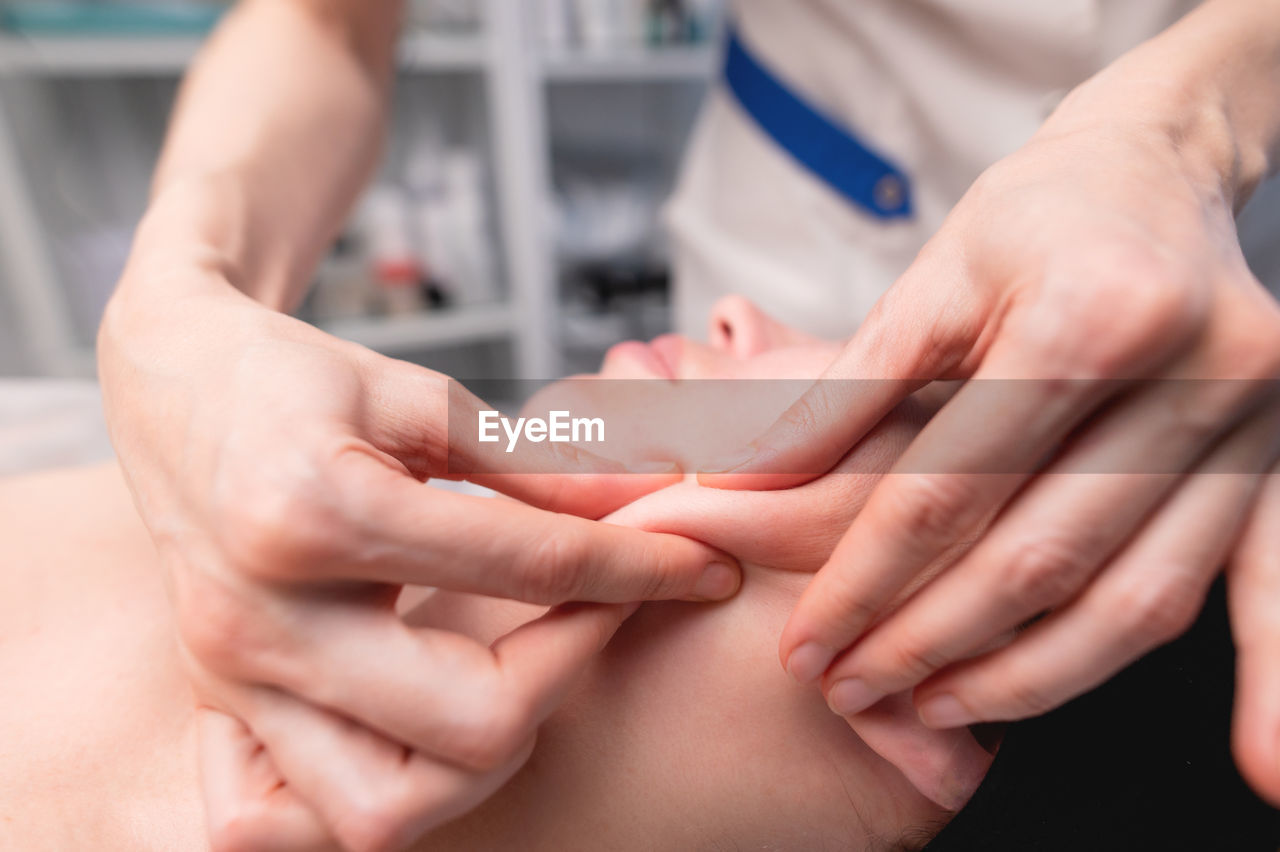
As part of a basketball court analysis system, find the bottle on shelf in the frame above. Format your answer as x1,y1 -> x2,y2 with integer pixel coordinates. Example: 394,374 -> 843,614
310,233 -> 372,321
362,185 -> 427,317
404,134 -> 499,307
537,0 -> 724,50
406,0 -> 482,32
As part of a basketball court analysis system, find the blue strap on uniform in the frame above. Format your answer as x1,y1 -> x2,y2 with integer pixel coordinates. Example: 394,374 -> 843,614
723,25 -> 913,220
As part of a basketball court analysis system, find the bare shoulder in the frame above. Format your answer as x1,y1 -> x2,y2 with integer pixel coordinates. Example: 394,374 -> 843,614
0,461 -> 141,543
0,462 -> 204,850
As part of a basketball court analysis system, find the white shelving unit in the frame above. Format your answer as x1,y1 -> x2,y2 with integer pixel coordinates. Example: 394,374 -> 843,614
0,33 -> 206,75
542,43 -> 715,82
318,302 -> 514,352
0,29 -> 489,75
0,2 -> 717,380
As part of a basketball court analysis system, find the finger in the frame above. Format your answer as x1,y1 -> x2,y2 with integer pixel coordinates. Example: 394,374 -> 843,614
1228,465 -> 1280,807
842,693 -> 994,811
602,402 -> 925,571
362,360 -> 683,518
309,447 -> 740,604
249,601 -> 633,778
243,688 -> 530,852
239,602 -> 632,850
695,376 -> 923,490
196,708 -> 334,852
909,407 -> 1280,729
697,257 -> 981,490
818,379 -> 1275,709
775,338 -> 1122,683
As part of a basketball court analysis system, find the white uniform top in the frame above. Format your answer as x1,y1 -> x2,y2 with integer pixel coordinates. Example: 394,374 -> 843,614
665,0 -> 1199,339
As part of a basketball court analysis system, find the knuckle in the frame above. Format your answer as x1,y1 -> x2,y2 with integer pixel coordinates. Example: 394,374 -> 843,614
999,537 -> 1087,610
1113,570 -> 1203,646
1030,252 -> 1204,377
619,534 -> 697,601
174,572 -> 262,677
783,393 -> 835,439
817,570 -> 882,636
1261,307 -> 1280,373
883,629 -> 950,683
334,794 -> 417,852
1224,311 -> 1280,382
515,527 -> 590,603
328,751 -> 460,852
1168,378 -> 1260,448
646,551 -> 695,599
1112,264 -> 1199,332
1000,676 -> 1059,718
880,474 -> 975,544
172,563 -> 304,686
214,458 -> 347,583
443,685 -> 530,772
205,801 -> 270,852
1094,250 -> 1201,331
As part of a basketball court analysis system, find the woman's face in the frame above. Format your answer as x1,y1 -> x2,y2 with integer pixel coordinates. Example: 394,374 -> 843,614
599,294 -> 842,381
585,298 -> 993,817
516,296 -> 928,576
427,300 -> 988,850
520,297 -> 851,477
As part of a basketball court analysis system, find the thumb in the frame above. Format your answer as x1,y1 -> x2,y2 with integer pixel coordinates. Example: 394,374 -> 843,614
362,359 -> 683,520
698,265 -> 979,491
447,380 -> 686,519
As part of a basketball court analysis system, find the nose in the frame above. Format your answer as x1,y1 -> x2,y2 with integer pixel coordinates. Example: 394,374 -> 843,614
707,295 -> 779,358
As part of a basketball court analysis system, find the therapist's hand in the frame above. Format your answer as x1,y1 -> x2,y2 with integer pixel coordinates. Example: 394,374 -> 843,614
99,256 -> 739,850
700,34 -> 1280,778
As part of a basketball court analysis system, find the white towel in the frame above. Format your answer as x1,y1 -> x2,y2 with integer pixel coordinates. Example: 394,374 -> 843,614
0,380 -> 114,476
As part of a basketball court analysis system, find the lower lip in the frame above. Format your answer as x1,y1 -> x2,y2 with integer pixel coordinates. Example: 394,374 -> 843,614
607,341 -> 676,379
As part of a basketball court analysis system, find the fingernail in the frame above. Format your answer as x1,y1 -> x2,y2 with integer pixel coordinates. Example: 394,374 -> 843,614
917,694 -> 976,729
786,642 -> 836,684
692,561 -> 740,601
827,678 -> 884,717
702,446 -> 755,475
629,460 -> 682,475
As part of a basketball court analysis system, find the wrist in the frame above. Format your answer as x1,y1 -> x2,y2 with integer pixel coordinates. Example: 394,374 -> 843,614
100,246 -> 243,378
135,173 -> 281,303
1041,75 -> 1245,209
100,178 -> 275,377
126,170 -> 304,311
1041,0 -> 1279,210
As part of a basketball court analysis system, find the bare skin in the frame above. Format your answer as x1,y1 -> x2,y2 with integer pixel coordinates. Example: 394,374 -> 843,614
4,302 -> 984,851
0,463 -> 950,850
103,0 -> 1280,838
99,6 -> 741,843
705,2 -> 1280,797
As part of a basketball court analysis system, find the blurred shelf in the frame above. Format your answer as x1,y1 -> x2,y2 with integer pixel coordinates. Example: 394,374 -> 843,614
398,30 -> 489,73
46,303 -> 516,377
0,2 -> 223,36
317,303 -> 515,354
0,33 -> 203,75
541,44 -> 717,83
0,30 -> 489,77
